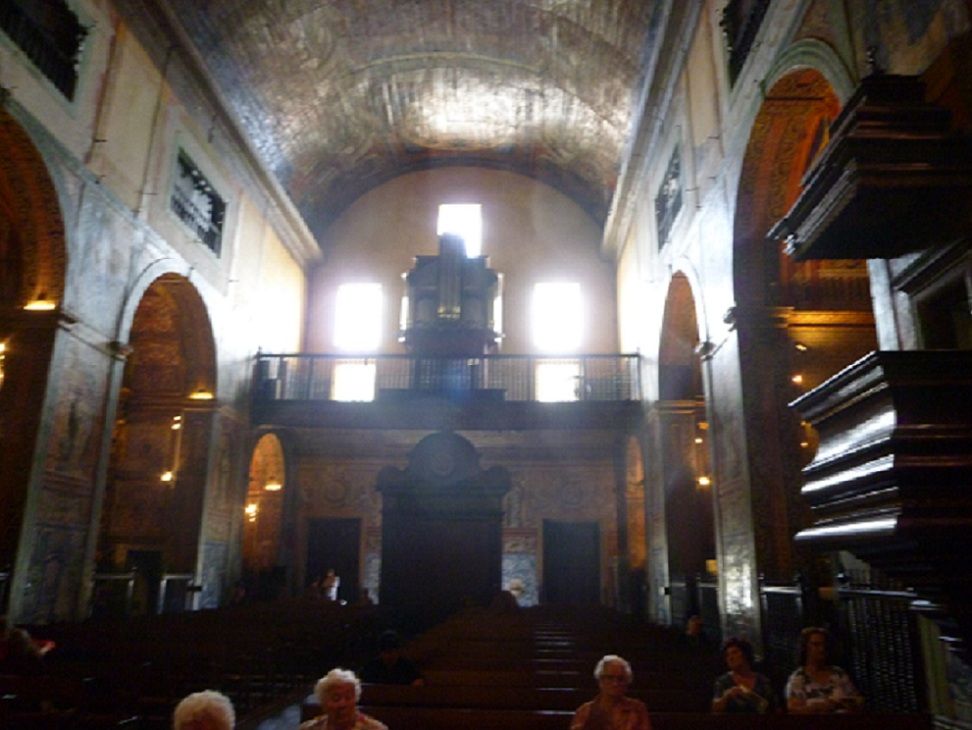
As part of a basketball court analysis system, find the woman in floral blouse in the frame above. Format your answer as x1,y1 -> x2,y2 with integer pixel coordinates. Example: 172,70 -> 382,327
785,627 -> 863,714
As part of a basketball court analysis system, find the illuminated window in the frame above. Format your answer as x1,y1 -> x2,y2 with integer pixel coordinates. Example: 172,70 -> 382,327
334,283 -> 382,351
532,282 -> 582,352
536,360 -> 580,402
437,204 -> 482,257
331,360 -> 376,402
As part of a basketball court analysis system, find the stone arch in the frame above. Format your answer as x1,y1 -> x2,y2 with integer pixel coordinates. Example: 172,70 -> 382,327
728,65 -> 878,586
0,109 -> 66,307
242,432 -> 289,599
97,274 -> 217,615
651,272 -> 715,632
624,434 -> 648,617
0,110 -> 68,603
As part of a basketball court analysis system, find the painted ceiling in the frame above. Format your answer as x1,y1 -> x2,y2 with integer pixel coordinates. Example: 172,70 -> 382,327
156,0 -> 657,244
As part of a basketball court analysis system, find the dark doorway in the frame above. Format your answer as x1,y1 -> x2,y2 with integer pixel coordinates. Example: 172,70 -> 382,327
306,518 -> 360,604
543,520 -> 600,605
126,549 -> 162,615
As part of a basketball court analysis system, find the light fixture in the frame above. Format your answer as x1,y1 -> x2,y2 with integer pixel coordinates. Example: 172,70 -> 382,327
189,388 -> 214,400
171,415 -> 182,431
697,421 -> 709,431
694,436 -> 703,444
245,503 -> 258,522
800,441 -> 810,448
24,297 -> 56,311
160,470 -> 174,483
697,475 -> 711,487
264,477 -> 282,492
791,374 -> 804,385
794,342 -> 809,352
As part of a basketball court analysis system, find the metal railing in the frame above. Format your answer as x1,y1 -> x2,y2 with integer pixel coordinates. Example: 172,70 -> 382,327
253,352 -> 642,403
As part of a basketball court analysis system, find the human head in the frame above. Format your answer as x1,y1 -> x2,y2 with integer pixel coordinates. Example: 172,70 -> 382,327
594,654 -> 633,699
798,626 -> 831,666
721,637 -> 755,669
172,690 -> 235,730
379,630 -> 401,653
315,668 -> 361,725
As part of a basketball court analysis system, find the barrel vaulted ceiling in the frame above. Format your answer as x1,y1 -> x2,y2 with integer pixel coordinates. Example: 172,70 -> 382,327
156,1 -> 657,245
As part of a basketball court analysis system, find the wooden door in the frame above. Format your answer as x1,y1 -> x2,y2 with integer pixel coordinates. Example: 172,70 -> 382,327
543,520 -> 600,605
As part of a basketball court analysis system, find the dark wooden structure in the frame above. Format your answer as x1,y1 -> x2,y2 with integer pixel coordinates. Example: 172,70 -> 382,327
377,432 -> 511,624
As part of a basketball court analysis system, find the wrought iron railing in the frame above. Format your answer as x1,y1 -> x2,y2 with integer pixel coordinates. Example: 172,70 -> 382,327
837,582 -> 924,712
253,353 -> 642,403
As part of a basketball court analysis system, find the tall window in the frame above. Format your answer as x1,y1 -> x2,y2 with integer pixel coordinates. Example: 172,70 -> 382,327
532,282 -> 583,402
0,0 -> 87,100
334,283 -> 382,351
332,283 -> 382,401
437,203 -> 482,257
531,282 -> 582,352
171,151 -> 226,255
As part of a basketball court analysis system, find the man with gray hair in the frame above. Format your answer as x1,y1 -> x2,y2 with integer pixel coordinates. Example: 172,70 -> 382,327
172,690 -> 235,730
571,654 -> 651,730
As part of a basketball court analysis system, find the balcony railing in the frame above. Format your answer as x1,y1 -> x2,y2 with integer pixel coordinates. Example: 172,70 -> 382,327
253,353 -> 642,403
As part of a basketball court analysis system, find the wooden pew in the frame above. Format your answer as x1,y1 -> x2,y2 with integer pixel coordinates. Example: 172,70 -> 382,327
301,683 -> 709,716
334,706 -> 934,730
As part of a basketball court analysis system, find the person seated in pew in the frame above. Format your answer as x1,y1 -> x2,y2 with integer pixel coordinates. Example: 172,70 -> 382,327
301,667 -> 388,730
172,689 -> 235,730
0,615 -> 47,675
785,626 -> 864,714
571,654 -> 652,730
711,637 -> 775,713
359,630 -> 424,686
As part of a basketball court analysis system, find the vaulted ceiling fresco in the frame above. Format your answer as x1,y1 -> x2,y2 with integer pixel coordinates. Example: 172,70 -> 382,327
154,0 -> 657,243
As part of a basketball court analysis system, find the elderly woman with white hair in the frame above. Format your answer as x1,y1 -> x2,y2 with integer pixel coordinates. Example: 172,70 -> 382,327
570,654 -> 652,730
172,690 -> 235,730
299,667 -> 387,730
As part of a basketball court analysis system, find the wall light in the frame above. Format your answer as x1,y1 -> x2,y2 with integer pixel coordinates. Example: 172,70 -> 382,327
791,374 -> 804,385
694,436 -> 703,444
24,297 -> 56,311
794,342 -> 809,352
264,477 -> 282,492
245,503 -> 258,522
189,388 -> 214,400
160,470 -> 174,483
697,475 -> 712,488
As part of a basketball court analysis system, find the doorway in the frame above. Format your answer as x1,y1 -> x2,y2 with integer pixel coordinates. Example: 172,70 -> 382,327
306,518 -> 360,604
126,549 -> 162,615
543,520 -> 600,605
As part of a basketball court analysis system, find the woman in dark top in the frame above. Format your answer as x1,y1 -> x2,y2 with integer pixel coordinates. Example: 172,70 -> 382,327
712,637 -> 774,713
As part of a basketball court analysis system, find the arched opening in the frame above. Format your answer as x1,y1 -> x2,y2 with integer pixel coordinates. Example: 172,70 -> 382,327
96,274 -> 216,616
654,272 -> 716,636
625,435 -> 647,618
731,68 -> 877,581
243,432 -> 288,601
0,110 -> 67,610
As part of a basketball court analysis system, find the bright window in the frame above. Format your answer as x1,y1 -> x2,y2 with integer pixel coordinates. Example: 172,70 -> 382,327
331,360 -> 375,401
532,282 -> 582,352
331,361 -> 376,402
536,361 -> 580,402
437,203 -> 482,257
334,283 -> 382,351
